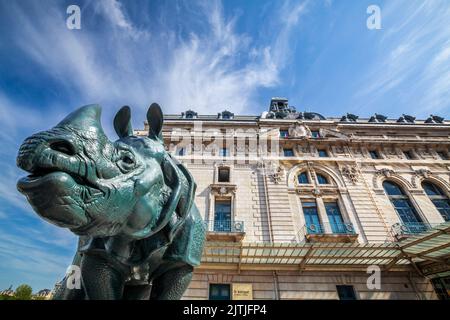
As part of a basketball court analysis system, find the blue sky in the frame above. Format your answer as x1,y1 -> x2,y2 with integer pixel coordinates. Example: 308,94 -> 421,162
0,0 -> 449,291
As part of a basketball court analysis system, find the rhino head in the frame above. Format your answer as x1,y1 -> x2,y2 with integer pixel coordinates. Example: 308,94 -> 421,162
17,104 -> 188,239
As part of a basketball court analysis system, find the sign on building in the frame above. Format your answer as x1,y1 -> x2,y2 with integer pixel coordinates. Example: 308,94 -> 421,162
232,283 -> 253,300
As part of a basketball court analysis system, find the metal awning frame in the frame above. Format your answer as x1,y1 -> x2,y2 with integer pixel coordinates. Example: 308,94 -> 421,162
199,222 -> 450,274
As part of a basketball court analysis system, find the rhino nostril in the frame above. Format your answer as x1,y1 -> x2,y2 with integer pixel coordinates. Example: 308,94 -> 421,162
49,140 -> 76,156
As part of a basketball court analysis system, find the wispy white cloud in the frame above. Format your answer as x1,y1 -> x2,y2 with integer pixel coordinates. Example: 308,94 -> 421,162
4,0 -> 308,116
0,230 -> 75,286
157,0 -> 308,114
94,0 -> 149,40
353,0 -> 450,116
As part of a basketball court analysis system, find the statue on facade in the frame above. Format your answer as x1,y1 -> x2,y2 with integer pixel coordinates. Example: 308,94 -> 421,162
16,103 -> 206,300
288,122 -> 311,138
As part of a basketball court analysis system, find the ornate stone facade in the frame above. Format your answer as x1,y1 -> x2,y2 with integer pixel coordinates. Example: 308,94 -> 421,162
137,98 -> 450,300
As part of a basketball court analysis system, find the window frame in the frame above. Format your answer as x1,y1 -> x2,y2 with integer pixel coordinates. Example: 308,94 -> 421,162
279,129 -> 289,138
336,285 -> 357,300
317,149 -> 329,158
220,147 -> 229,157
383,180 -> 424,226
316,173 -> 329,185
283,148 -> 295,157
297,172 -> 310,184
369,150 -> 380,159
214,197 -> 233,232
324,201 -> 346,233
437,151 -> 448,160
209,283 -> 231,300
422,181 -> 450,221
403,150 -> 415,160
301,200 -> 322,234
217,167 -> 231,183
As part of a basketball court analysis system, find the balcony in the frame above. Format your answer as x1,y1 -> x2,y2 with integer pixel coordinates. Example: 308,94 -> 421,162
205,220 -> 245,242
300,222 -> 358,243
391,222 -> 434,241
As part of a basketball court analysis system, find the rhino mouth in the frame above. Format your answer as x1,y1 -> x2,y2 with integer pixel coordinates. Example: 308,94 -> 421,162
17,166 -> 104,205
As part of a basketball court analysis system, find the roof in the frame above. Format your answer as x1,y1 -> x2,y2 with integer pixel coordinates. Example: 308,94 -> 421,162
162,114 -> 450,124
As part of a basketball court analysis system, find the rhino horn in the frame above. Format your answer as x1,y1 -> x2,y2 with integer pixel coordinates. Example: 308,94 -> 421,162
56,104 -> 105,136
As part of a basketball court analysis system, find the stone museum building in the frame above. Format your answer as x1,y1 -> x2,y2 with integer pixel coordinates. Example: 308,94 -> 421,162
137,98 -> 450,300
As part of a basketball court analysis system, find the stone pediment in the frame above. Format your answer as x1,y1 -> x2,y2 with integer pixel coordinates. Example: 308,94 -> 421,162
210,183 -> 237,196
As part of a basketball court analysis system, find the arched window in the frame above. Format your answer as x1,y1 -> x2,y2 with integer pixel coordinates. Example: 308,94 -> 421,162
317,173 -> 328,185
383,181 -> 425,231
422,181 -> 450,221
297,172 -> 309,184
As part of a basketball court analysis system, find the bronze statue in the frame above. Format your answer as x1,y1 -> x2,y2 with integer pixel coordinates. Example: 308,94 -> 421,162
16,103 -> 206,299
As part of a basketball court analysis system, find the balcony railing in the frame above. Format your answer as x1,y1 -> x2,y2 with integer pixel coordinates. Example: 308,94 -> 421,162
391,222 -> 434,238
302,222 -> 356,235
298,222 -> 358,243
205,220 -> 245,233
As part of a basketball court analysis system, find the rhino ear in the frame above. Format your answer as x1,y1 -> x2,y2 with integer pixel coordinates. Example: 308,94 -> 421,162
114,106 -> 133,138
147,103 -> 163,140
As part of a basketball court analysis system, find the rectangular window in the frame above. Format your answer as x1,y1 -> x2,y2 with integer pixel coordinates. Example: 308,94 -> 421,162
283,148 -> 294,157
336,285 -> 357,300
302,201 -> 322,234
325,202 -> 346,233
369,150 -> 380,159
391,199 -> 425,233
437,151 -> 448,160
214,199 -> 232,232
220,148 -> 229,157
403,150 -> 414,160
218,167 -> 230,183
280,130 -> 289,138
311,131 -> 321,138
209,284 -> 231,300
318,149 -> 328,157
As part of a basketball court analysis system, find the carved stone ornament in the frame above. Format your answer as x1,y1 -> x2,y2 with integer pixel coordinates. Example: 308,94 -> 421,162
411,168 -> 432,188
288,122 -> 311,138
415,168 -> 431,179
211,183 -> 237,196
342,165 -> 359,184
376,168 -> 394,177
264,161 -> 285,184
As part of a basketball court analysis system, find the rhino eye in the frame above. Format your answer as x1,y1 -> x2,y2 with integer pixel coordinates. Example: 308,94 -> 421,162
117,152 -> 136,172
122,156 -> 134,164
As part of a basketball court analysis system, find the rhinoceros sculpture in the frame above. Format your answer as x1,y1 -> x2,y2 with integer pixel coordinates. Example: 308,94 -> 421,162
16,103 -> 206,299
